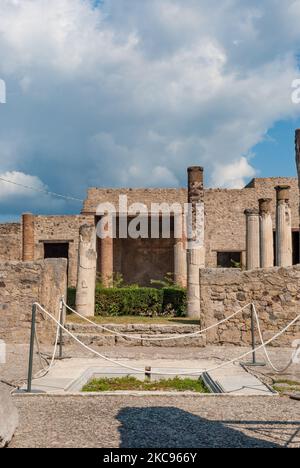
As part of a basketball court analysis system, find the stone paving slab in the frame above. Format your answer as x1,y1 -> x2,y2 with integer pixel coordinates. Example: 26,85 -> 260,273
17,357 -> 273,395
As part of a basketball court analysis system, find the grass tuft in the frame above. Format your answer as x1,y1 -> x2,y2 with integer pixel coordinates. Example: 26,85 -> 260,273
82,376 -> 209,393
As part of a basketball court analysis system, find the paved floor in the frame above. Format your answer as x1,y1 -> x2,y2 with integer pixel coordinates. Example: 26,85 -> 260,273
1,344 -> 300,448
18,357 -> 273,396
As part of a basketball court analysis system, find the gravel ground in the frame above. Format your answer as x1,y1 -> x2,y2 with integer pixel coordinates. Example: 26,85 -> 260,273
1,344 -> 300,448
9,395 -> 300,448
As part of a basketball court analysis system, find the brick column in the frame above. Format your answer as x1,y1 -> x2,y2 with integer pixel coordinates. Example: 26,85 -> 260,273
22,213 -> 35,261
174,215 -> 187,288
100,214 -> 114,288
244,209 -> 260,270
187,166 -> 205,319
296,129 -> 300,264
275,185 -> 292,267
76,225 -> 97,317
259,198 -> 274,268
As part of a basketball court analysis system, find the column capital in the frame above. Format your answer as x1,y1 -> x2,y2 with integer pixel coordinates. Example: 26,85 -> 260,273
275,185 -> 291,202
258,198 -> 272,214
244,208 -> 259,217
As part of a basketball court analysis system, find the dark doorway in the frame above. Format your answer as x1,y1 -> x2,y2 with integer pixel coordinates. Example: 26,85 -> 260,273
44,242 -> 69,260
292,231 -> 299,265
217,252 -> 242,268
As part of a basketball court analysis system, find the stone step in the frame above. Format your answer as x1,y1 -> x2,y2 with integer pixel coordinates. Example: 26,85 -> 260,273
65,322 -> 200,335
63,323 -> 206,347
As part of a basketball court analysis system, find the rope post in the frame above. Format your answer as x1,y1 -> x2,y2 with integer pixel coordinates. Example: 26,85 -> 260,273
242,304 -> 265,368
58,297 -> 64,360
27,303 -> 37,393
145,366 -> 152,382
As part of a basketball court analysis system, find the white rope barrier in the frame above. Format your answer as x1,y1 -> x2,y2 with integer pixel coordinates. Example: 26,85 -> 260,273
63,300 -> 252,342
33,302 -> 300,377
252,304 -> 300,374
33,316 -> 61,379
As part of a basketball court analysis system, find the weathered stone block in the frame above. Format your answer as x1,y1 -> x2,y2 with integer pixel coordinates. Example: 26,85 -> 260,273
0,388 -> 18,448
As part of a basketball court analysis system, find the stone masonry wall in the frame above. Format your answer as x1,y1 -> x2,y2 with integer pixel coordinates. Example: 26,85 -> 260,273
200,265 -> 300,347
33,215 -> 94,287
205,177 -> 299,268
82,177 -> 299,270
0,223 -> 21,262
0,259 -> 67,344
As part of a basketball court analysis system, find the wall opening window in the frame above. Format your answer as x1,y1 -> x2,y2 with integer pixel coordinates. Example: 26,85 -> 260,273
217,251 -> 242,268
44,242 -> 69,260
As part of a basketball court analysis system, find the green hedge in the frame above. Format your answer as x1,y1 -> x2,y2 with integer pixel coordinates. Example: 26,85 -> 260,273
67,286 -> 187,317
67,287 -> 76,309
95,286 -> 187,317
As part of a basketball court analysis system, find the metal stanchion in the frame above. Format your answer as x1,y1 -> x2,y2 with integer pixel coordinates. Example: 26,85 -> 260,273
145,366 -> 152,382
242,304 -> 265,367
58,297 -> 64,360
27,303 -> 37,393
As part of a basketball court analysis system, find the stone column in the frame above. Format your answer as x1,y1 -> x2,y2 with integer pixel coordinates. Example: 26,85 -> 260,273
244,209 -> 260,270
295,129 -> 300,264
174,215 -> 187,288
100,229 -> 114,289
275,185 -> 292,267
259,198 -> 274,268
187,166 -> 205,319
76,224 -> 97,317
22,213 -> 35,261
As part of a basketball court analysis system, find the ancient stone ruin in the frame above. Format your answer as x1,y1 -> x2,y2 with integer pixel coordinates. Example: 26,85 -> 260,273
0,131 -> 300,343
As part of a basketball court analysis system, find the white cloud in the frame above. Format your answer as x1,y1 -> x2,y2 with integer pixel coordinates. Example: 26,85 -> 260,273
212,157 -> 256,188
0,171 -> 46,199
0,0 -> 300,217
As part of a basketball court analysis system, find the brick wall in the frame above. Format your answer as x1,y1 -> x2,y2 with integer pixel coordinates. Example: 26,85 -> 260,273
0,259 -> 67,344
200,265 -> 300,347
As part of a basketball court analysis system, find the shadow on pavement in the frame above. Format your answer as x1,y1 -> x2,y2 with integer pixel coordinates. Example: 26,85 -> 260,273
117,407 -> 298,448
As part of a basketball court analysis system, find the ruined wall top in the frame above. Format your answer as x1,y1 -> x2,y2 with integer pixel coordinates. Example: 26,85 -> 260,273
81,177 -> 298,214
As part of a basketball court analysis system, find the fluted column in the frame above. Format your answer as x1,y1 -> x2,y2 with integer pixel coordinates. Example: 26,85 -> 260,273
295,129 -> 300,264
174,214 -> 187,288
187,166 -> 205,319
22,213 -> 35,261
275,186 -> 292,267
76,225 -> 97,317
244,209 -> 260,270
259,198 -> 274,268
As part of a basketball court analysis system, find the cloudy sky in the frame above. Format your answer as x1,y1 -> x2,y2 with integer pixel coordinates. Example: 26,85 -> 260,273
0,0 -> 300,220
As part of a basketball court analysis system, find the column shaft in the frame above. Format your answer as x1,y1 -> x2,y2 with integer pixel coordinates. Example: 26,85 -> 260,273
259,198 -> 274,268
101,237 -> 114,288
76,225 -> 97,317
174,241 -> 187,288
187,166 -> 205,319
275,186 -> 292,267
295,129 -> 300,264
22,213 -> 35,261
244,209 -> 260,270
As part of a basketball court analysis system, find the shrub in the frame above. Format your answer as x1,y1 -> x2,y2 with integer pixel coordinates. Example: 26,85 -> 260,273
67,287 -> 76,309
94,285 -> 187,317
162,287 -> 187,317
